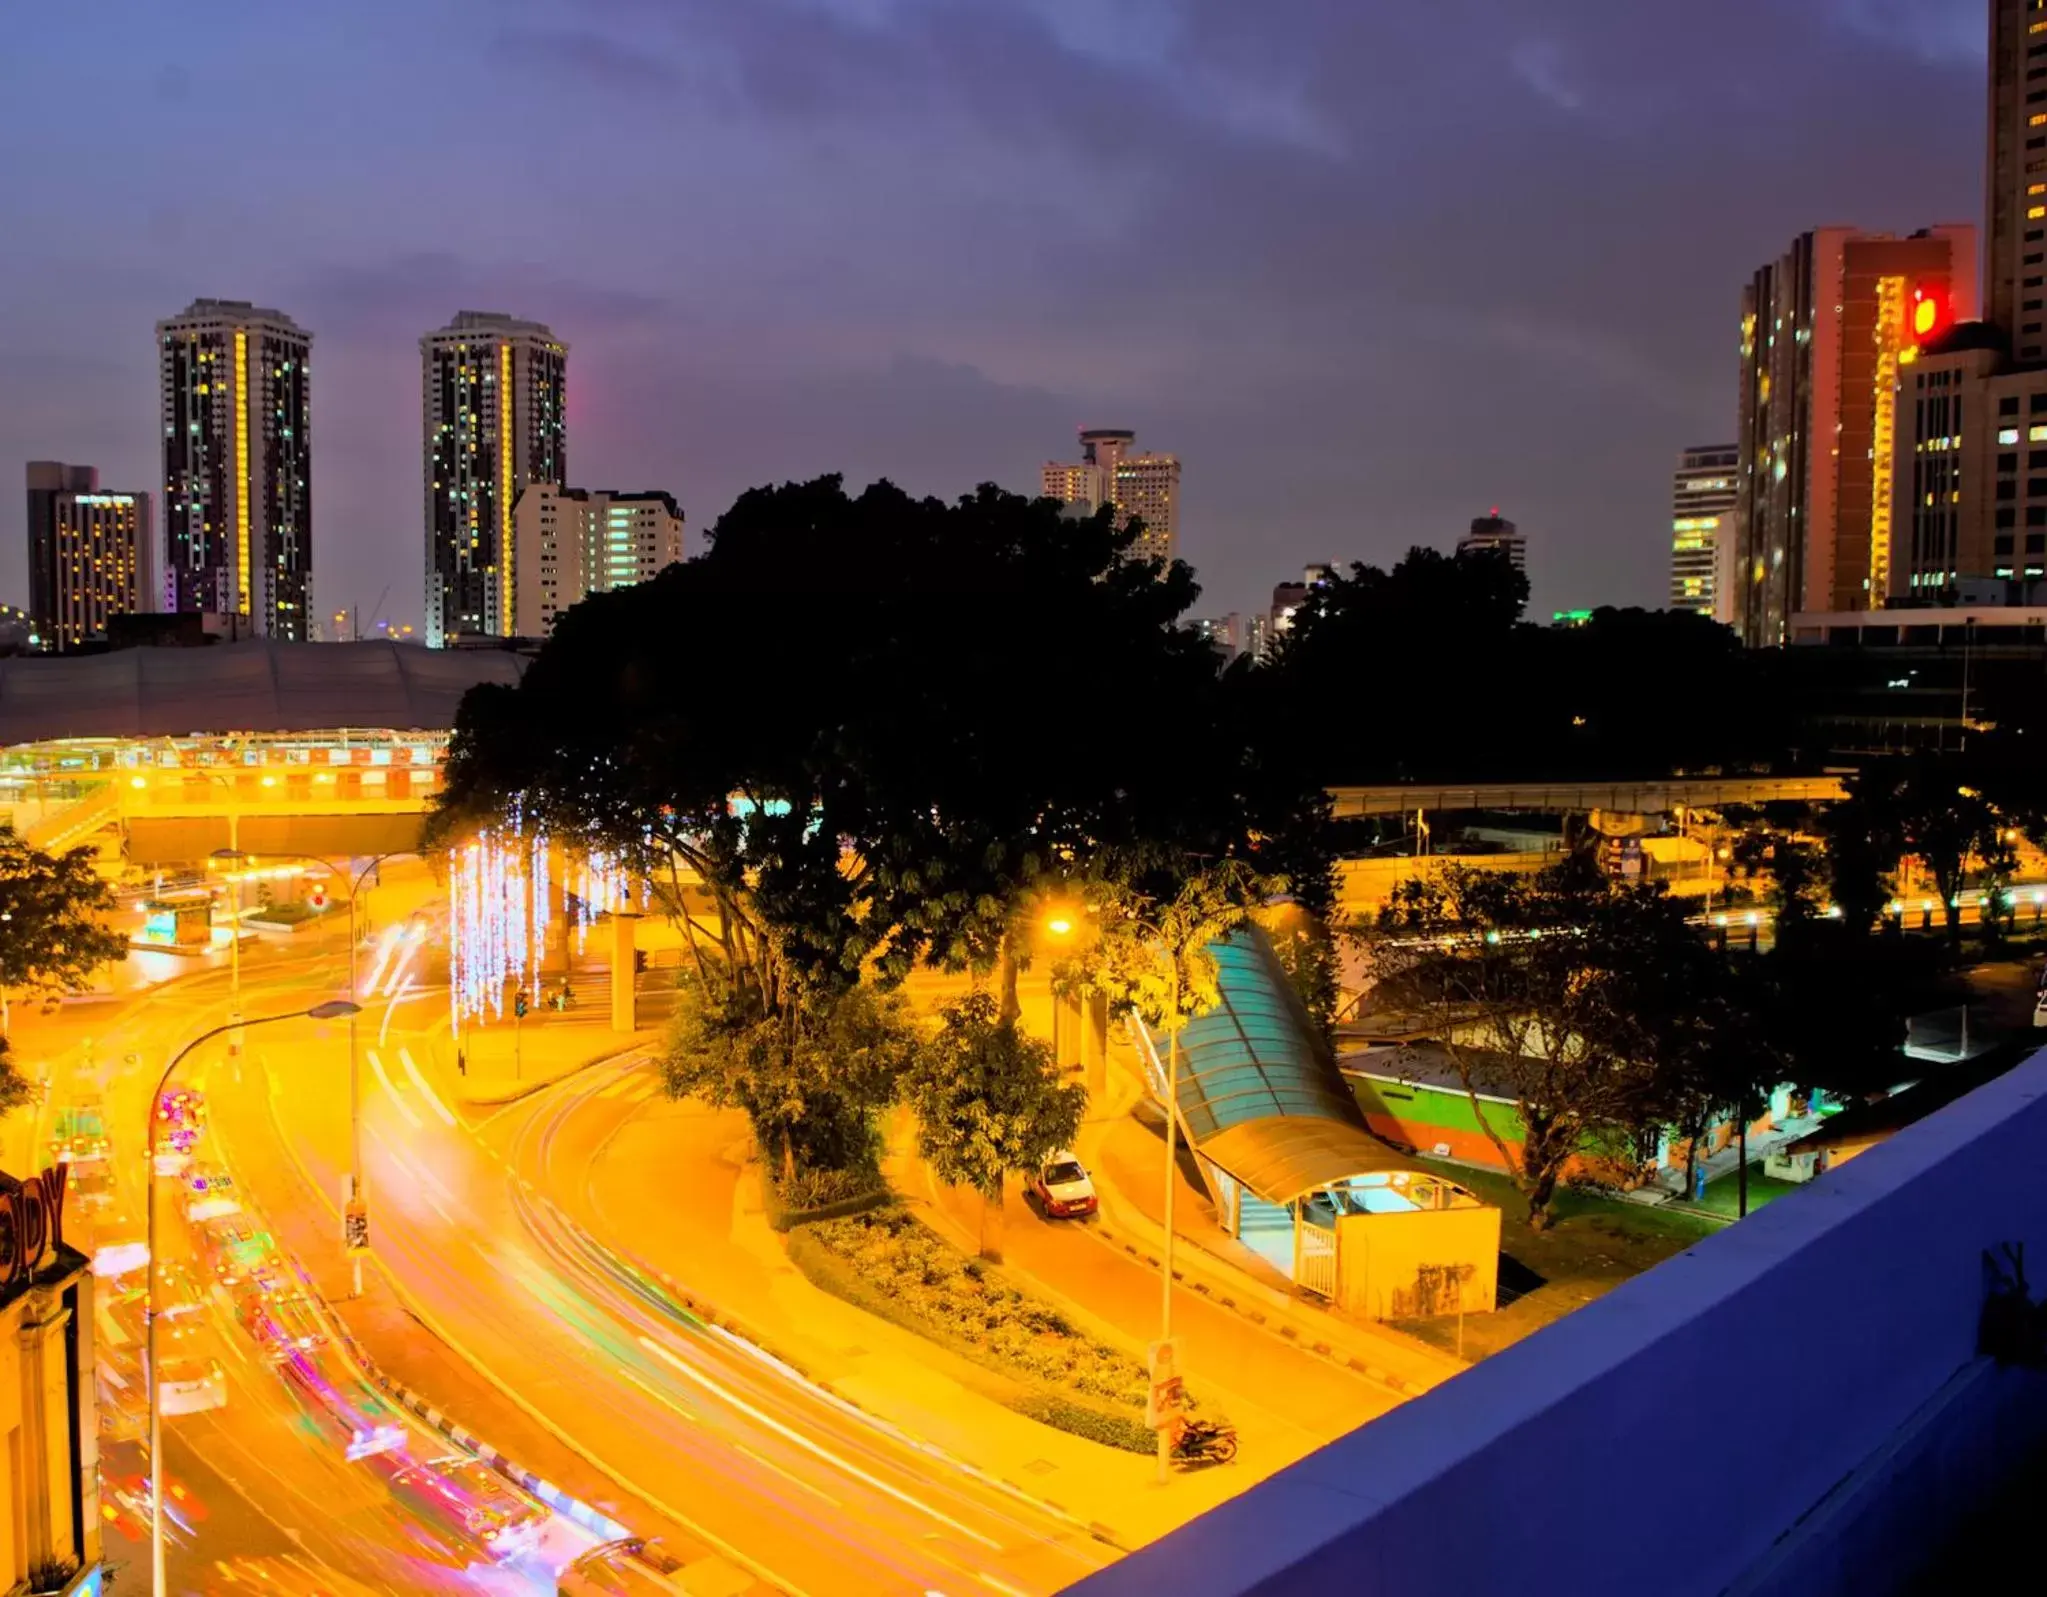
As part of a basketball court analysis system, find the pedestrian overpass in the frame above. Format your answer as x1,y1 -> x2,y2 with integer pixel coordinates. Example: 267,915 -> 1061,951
1130,927 -> 1499,1320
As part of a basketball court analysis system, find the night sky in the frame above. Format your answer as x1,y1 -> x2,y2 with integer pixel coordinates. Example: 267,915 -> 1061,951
0,1 -> 1988,632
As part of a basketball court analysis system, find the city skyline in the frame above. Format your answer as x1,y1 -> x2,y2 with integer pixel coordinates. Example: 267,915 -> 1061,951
0,1 -> 1990,632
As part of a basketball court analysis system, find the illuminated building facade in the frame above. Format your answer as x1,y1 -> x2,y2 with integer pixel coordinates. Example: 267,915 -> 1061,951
26,463 -> 153,648
1269,564 -> 1337,644
512,486 -> 685,637
157,299 -> 313,639
1458,511 -> 1526,574
1669,446 -> 1736,618
49,485 -> 151,650
422,312 -> 568,645
1986,0 -> 2047,363
1041,427 -> 1180,563
1733,227 -> 1975,646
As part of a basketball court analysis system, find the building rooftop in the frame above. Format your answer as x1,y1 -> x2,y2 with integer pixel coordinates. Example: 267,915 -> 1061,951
0,639 -> 525,744
425,309 -> 564,344
159,298 -> 308,333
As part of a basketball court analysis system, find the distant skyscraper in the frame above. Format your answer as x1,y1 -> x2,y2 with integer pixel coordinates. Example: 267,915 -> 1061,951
1268,564 -> 1338,644
1987,0 -> 2047,363
422,311 -> 568,644
1458,511 -> 1526,573
157,299 -> 313,638
1733,227 -> 1975,644
1041,427 -> 1180,563
512,486 -> 684,637
26,461 -> 93,638
1669,447 -> 1737,617
1189,613 -> 1244,660
25,463 -> 153,650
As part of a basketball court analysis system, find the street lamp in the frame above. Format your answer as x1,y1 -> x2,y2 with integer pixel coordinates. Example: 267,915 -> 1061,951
205,847 -> 246,1048
211,849 -> 405,1298
148,998 -> 359,1597
1046,902 -> 1187,1485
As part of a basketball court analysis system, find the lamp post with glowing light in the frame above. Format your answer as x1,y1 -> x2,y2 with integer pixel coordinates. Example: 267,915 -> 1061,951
1045,901 -> 1188,1485
212,849 -> 405,1295
148,999 -> 359,1597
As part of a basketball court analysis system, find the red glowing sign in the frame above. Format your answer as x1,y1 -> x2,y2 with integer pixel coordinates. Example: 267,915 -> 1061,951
1911,286 -> 1948,342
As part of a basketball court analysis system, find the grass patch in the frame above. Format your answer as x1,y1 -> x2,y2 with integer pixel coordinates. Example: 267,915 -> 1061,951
1689,1168 -> 1801,1218
786,1207 -> 1169,1453
1390,1158 -> 1714,1362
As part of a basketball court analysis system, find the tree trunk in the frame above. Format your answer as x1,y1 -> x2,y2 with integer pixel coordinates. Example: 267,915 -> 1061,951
1937,864 -> 1964,943
1525,1164 -> 1562,1231
980,1174 -> 1006,1262
997,933 -> 1023,1026
781,1128 -> 796,1187
1521,1120 -> 1571,1231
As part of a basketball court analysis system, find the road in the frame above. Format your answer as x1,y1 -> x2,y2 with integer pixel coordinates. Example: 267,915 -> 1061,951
197,944 -> 1116,1597
26,937 -> 601,1595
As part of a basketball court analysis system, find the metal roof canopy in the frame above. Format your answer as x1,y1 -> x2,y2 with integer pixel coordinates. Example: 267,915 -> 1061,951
0,641 -> 527,745
1146,931 -> 1414,1208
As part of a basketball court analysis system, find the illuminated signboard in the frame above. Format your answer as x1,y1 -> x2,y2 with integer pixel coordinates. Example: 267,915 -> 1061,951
0,1164 -> 71,1291
1910,285 -> 1949,345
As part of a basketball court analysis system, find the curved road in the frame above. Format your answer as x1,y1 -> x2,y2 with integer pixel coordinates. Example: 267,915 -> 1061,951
224,972 -> 1116,1597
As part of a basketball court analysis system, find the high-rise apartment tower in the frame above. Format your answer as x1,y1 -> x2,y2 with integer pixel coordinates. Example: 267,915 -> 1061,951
24,463 -> 154,649
1458,511 -> 1527,574
1733,227 -> 1975,645
512,486 -> 684,637
157,298 -> 313,638
1670,447 -> 1737,617
422,311 -> 568,644
1986,0 -> 2047,362
1041,427 -> 1180,563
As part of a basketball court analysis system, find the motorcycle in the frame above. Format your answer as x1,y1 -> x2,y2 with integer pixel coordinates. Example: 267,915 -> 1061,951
1171,1417 -> 1238,1466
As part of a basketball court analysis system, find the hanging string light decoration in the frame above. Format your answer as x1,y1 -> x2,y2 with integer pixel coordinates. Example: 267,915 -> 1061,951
448,813 -> 553,1031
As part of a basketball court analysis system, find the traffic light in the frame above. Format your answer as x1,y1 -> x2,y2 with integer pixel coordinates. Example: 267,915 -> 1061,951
513,990 -> 529,1019
309,881 -> 328,911
633,950 -> 648,976
344,1202 -> 369,1253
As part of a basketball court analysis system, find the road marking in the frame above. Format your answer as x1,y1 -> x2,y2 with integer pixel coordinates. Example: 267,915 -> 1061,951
635,1334 -> 1003,1550
398,1048 -> 458,1127
364,1050 -> 424,1130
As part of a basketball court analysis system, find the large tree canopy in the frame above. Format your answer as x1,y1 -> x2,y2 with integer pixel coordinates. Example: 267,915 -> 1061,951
0,826 -> 125,1111
437,476 -> 1310,1171
1259,548 -> 1801,785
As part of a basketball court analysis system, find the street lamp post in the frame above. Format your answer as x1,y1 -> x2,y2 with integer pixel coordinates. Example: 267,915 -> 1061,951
212,849 -> 403,1296
148,998 -> 359,1597
1156,958 -> 1183,1486
1047,902 -> 1188,1485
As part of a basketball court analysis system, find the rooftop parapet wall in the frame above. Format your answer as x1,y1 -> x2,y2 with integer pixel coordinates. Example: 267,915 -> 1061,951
1069,1049 -> 2047,1597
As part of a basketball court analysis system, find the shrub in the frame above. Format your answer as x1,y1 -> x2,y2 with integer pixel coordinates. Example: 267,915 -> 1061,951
762,1158 -> 891,1231
789,1207 -> 1189,1454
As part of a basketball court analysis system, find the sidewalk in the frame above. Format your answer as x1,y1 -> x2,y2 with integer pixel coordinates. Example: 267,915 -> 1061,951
574,1087 -> 1253,1551
887,1113 -> 1412,1455
414,1006 -> 663,1107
